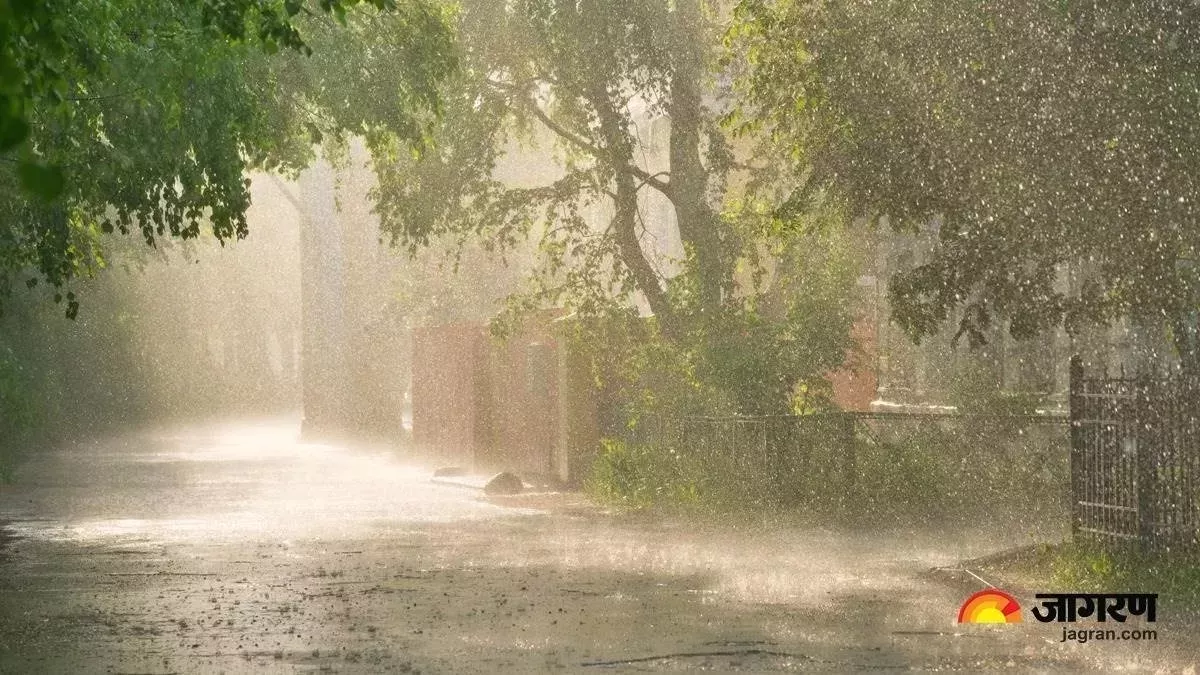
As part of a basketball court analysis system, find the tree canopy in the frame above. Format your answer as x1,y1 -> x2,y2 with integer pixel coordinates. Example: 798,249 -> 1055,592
365,0 -> 730,328
731,0 -> 1200,364
353,0 -> 858,414
0,0 -> 455,315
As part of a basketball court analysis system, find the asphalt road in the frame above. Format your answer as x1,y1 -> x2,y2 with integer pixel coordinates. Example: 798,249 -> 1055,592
0,418 -> 1192,673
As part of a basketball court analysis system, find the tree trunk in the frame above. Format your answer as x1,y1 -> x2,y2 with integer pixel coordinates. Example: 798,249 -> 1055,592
667,0 -> 726,314
585,83 -> 678,337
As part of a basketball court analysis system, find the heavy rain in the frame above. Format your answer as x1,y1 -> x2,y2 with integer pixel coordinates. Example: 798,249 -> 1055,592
1,1 -> 1199,672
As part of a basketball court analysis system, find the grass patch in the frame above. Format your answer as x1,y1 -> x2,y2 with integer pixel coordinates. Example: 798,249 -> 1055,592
970,541 -> 1200,618
1049,544 -> 1200,614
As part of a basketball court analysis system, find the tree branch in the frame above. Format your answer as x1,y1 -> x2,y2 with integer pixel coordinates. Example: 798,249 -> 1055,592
267,174 -> 304,214
583,80 -> 677,334
485,78 -> 674,196
636,171 -> 671,191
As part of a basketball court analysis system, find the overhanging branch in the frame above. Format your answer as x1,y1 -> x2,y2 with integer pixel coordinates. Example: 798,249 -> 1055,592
485,78 -> 674,196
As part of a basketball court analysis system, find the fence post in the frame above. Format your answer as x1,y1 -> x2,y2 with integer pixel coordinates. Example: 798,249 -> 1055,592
1136,376 -> 1156,551
1068,355 -> 1083,540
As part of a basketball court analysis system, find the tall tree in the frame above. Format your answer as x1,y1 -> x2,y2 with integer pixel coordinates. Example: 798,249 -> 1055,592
732,0 -> 1200,368
354,0 -> 857,413
365,0 -> 729,334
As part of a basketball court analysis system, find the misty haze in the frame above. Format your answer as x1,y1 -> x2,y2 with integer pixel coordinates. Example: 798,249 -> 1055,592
2,1 -> 1199,673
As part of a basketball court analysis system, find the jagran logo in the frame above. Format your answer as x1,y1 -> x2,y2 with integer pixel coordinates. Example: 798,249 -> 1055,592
957,589 -> 1157,625
957,589 -> 1023,624
1029,593 -> 1157,624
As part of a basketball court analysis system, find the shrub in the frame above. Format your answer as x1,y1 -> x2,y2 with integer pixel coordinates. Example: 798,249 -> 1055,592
586,439 -> 702,509
590,414 -> 1069,528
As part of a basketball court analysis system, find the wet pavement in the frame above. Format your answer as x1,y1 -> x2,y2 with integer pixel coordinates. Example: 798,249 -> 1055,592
0,418 -> 1194,673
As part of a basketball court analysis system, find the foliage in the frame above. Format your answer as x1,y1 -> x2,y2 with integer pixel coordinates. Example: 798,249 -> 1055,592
365,0 -> 724,328
561,221 -> 859,421
730,0 -> 1200,365
564,313 -> 723,423
945,354 -> 1048,416
1047,545 -> 1200,613
355,0 -> 859,416
0,0 -> 421,182
590,414 -> 1069,525
586,439 -> 704,510
0,0 -> 455,316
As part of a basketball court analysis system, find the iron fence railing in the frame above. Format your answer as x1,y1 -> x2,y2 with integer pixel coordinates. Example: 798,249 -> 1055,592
1069,357 -> 1200,550
618,365 -> 1200,550
624,411 -> 1069,519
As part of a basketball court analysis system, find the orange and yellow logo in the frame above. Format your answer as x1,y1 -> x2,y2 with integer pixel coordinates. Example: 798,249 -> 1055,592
958,589 -> 1022,624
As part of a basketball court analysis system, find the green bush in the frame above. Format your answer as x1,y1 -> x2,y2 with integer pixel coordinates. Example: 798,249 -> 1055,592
852,431 -> 954,516
586,439 -> 703,510
854,418 -> 1068,526
589,415 -> 1069,527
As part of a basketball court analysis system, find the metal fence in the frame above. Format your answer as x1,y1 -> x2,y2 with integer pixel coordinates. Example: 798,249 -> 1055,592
626,411 -> 1069,520
1069,357 -> 1200,549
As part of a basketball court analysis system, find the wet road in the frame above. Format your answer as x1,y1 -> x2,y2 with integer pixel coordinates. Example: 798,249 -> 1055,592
0,419 -> 1192,673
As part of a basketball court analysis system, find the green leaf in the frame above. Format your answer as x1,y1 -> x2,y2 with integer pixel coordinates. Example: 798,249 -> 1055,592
16,161 -> 65,202
0,114 -> 30,152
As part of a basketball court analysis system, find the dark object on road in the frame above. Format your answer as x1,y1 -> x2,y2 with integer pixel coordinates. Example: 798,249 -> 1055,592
483,472 -> 524,495
432,466 -> 468,478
